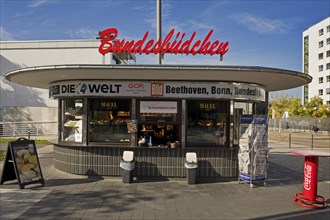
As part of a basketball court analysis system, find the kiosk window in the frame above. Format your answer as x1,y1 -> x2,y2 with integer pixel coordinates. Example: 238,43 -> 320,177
89,99 -> 130,143
233,102 -> 253,146
137,101 -> 180,147
187,101 -> 228,146
61,99 -> 83,143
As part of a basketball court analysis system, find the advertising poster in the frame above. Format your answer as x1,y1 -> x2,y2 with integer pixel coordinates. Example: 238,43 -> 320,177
1,138 -> 44,189
127,120 -> 137,133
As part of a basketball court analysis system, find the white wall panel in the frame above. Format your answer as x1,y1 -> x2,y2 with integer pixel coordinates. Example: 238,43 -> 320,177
0,40 -> 104,108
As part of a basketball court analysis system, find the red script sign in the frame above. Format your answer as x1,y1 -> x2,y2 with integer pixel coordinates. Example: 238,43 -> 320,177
98,28 -> 229,56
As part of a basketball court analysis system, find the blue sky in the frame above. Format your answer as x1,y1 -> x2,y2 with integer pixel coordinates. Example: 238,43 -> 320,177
1,0 -> 329,98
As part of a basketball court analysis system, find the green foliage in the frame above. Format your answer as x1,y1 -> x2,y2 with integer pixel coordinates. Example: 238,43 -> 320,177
288,97 -> 304,117
0,138 -> 50,161
0,151 -> 5,161
0,138 -> 50,145
304,96 -> 330,118
269,95 -> 330,118
269,94 -> 291,119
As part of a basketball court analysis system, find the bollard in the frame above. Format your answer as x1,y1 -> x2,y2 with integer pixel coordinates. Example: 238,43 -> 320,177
311,134 -> 314,150
289,134 -> 291,149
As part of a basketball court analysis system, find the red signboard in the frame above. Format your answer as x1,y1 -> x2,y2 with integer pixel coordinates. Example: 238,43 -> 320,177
150,82 -> 164,96
99,28 -> 229,56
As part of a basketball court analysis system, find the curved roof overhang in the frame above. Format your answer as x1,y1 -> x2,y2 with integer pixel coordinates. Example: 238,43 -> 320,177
5,64 -> 312,92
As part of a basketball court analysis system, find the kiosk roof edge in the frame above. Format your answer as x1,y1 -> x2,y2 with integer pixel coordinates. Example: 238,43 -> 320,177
5,64 -> 312,92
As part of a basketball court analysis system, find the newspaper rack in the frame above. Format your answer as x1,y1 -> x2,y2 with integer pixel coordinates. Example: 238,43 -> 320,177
238,115 -> 268,188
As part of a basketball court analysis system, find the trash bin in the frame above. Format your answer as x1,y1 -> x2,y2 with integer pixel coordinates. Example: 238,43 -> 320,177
185,152 -> 198,184
120,151 -> 135,183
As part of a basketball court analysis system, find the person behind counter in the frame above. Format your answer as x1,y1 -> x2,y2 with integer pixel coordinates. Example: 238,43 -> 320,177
215,129 -> 226,145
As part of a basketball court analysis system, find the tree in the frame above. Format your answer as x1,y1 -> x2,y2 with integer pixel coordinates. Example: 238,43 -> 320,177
304,96 -> 330,118
269,95 -> 330,118
269,94 -> 294,118
288,97 -> 304,117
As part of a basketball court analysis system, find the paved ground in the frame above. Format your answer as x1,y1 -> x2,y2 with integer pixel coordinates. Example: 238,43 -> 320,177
268,130 -> 330,148
0,141 -> 329,220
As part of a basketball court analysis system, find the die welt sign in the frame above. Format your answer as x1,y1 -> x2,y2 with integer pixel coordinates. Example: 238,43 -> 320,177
98,28 -> 229,56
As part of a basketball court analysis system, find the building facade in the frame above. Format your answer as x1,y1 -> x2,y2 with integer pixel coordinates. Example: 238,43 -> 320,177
302,17 -> 330,105
0,40 -> 135,124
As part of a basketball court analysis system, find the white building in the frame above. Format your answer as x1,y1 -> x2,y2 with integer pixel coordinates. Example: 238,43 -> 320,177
302,17 -> 330,105
0,40 -> 135,122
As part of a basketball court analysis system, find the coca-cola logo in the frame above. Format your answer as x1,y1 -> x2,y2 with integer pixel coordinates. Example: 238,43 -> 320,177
303,164 -> 312,191
98,28 -> 229,56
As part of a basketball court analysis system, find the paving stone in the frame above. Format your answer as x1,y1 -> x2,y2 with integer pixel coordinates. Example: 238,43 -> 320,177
1,143 -> 330,219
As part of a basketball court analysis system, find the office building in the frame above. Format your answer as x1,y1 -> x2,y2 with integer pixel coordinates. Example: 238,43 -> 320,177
302,17 -> 330,105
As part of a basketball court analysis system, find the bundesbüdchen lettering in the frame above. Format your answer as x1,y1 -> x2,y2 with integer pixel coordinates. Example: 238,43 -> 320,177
99,28 -> 229,56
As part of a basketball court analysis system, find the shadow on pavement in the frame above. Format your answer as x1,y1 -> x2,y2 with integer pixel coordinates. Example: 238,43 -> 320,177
44,177 -> 103,187
267,153 -> 330,186
197,177 -> 237,184
10,186 -> 178,219
252,207 -> 330,220
135,176 -> 169,183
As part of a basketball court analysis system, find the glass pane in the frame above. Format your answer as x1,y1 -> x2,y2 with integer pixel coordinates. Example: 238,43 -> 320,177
187,101 -> 228,146
140,113 -> 176,122
139,101 -> 177,122
137,124 -> 180,147
61,99 -> 83,142
138,101 -> 179,147
233,102 -> 253,145
90,99 -> 130,143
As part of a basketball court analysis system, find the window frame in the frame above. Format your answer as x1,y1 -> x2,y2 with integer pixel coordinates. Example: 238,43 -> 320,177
319,41 -> 323,48
318,53 -> 323,60
319,77 -> 323,84
60,99 -> 84,143
318,89 -> 323,96
186,100 -> 230,147
88,98 -> 131,144
319,65 -> 323,72
326,88 -> 330,95
319,29 -> 324,36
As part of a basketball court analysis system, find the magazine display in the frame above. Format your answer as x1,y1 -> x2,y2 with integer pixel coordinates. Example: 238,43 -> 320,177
238,115 -> 268,187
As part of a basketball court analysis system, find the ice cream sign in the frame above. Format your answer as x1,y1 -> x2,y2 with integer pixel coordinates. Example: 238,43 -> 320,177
98,28 -> 229,56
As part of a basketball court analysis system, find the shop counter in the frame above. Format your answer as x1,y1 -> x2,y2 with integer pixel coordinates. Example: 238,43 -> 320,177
53,144 -> 238,178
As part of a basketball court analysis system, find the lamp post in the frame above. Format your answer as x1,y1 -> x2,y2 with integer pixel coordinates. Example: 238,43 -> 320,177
157,0 -> 162,65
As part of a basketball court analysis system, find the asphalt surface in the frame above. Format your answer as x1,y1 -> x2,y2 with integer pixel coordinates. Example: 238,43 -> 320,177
0,141 -> 329,220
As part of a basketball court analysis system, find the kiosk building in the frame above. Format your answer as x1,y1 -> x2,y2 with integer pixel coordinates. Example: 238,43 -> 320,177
3,29 -> 312,178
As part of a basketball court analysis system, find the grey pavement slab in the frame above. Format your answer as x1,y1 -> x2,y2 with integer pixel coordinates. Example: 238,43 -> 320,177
0,143 -> 329,220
